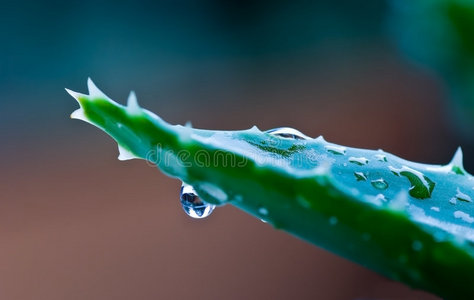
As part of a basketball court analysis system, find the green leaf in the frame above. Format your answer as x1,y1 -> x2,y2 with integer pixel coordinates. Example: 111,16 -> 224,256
68,79 -> 474,300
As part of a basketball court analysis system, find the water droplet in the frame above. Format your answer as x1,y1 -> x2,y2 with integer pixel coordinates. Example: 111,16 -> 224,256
325,145 -> 346,155
430,206 -> 440,212
266,127 -> 310,140
412,240 -> 423,251
348,156 -> 369,166
354,172 -> 367,181
258,207 -> 269,216
371,178 -> 388,190
389,166 -> 435,199
454,210 -> 474,223
180,183 -> 215,219
374,154 -> 388,162
329,216 -> 338,225
455,188 -> 472,202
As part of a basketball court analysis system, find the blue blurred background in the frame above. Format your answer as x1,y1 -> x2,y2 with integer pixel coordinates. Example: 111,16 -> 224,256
1,0 -> 472,299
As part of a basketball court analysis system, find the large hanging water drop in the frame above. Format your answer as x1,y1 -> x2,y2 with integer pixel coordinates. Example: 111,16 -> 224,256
180,183 -> 216,219
266,127 -> 310,140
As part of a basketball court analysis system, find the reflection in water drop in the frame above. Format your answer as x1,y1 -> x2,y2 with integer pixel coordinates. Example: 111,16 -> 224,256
266,127 -> 310,140
349,157 -> 369,166
449,198 -> 457,205
354,172 -> 367,181
325,145 -> 347,155
180,183 -> 216,219
371,178 -> 389,190
430,206 -> 440,212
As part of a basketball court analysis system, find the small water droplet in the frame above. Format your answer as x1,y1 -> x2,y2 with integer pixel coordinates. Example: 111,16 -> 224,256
258,207 -> 269,216
325,145 -> 346,155
371,178 -> 388,190
389,166 -> 435,199
348,156 -> 369,166
430,206 -> 440,212
454,210 -> 474,223
374,154 -> 387,162
354,172 -> 367,181
180,183 -> 215,219
329,216 -> 338,225
455,188 -> 472,202
412,240 -> 423,251
267,127 -> 310,140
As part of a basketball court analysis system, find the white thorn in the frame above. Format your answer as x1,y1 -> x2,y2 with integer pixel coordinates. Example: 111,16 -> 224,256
70,108 -> 92,124
65,88 -> 87,103
126,91 -> 141,114
450,147 -> 464,167
316,135 -> 326,142
118,145 -> 140,161
87,77 -> 107,98
185,121 -> 193,128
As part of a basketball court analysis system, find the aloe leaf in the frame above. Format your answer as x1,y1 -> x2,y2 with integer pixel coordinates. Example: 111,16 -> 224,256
68,79 -> 474,299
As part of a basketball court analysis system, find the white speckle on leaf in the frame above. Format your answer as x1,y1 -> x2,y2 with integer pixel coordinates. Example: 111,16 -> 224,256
454,211 -> 474,223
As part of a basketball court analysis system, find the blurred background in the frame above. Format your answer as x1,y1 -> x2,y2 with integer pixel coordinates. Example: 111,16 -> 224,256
1,0 -> 473,299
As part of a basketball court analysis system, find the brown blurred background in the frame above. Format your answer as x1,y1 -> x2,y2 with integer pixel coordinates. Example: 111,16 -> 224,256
1,1 -> 471,299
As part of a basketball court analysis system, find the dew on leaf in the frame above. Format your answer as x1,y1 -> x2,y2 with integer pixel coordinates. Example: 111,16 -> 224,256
325,145 -> 347,155
371,178 -> 388,190
455,188 -> 472,203
389,166 -> 435,199
349,156 -> 369,166
354,172 -> 368,181
267,127 -> 310,140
